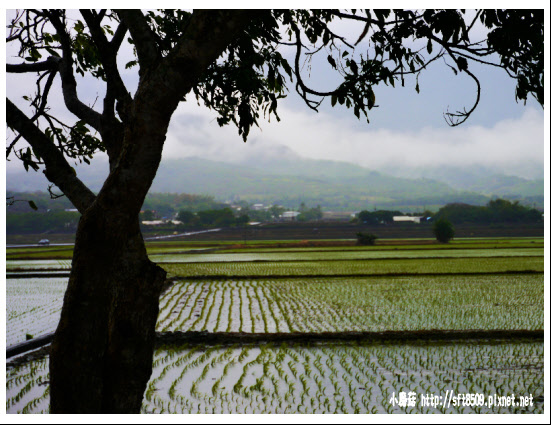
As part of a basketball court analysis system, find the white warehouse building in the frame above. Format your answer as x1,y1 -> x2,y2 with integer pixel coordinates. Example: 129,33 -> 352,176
393,216 -> 423,224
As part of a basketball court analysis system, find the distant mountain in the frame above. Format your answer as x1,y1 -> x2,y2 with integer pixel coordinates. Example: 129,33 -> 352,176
6,155 -> 543,211
6,162 -> 109,193
378,163 -> 544,198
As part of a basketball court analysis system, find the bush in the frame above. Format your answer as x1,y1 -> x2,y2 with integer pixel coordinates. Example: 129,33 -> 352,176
356,232 -> 378,245
433,219 -> 455,243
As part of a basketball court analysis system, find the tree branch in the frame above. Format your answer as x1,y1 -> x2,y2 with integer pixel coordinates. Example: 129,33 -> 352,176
115,9 -> 159,79
332,10 -> 422,27
6,98 -> 96,213
6,57 -> 58,73
45,10 -> 103,132
293,29 -> 337,111
79,10 -> 131,121
440,45 -> 481,126
110,19 -> 127,52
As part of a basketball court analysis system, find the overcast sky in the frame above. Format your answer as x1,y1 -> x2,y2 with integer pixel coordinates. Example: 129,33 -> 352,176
3,7 -> 547,182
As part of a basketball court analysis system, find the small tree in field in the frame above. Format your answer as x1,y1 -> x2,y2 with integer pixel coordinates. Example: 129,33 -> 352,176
6,9 -> 543,413
356,232 -> 379,245
433,219 -> 455,243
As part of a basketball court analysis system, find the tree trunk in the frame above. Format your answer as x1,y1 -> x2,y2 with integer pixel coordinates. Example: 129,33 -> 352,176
49,202 -> 166,413
47,12 -> 255,412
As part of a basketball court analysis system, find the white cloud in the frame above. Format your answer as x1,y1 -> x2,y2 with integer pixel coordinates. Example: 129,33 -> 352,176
162,100 -> 544,179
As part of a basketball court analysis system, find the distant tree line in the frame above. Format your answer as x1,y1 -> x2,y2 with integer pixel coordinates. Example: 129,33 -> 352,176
433,199 -> 542,224
297,203 -> 323,222
174,208 -> 250,228
7,195 -> 542,236
356,209 -> 405,225
356,199 -> 542,225
6,211 -> 80,234
142,193 -> 229,218
6,191 -> 76,212
6,190 -> 229,217
231,202 -> 286,222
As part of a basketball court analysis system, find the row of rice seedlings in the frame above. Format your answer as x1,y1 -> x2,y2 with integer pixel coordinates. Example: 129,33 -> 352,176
7,341 -> 542,413
255,282 -> 284,333
186,280 -> 218,331
166,346 -> 220,401
214,282 -> 230,332
225,281 -> 236,332
158,281 -> 205,331
198,280 -> 223,331
6,278 -> 68,346
247,283 -> 268,333
155,282 -> 190,325
6,303 -> 63,346
252,282 -> 271,333
6,259 -> 72,271
154,247 -> 543,264
258,281 -> 291,333
146,344 -> 204,402
156,274 -> 542,335
211,345 -> 241,398
215,243 -> 543,256
144,345 -> 255,413
140,340 -> 545,414
237,282 -> 246,333
7,278 -> 67,319
161,256 -> 543,278
268,287 -> 299,333
273,275 -> 543,332
6,356 -> 50,414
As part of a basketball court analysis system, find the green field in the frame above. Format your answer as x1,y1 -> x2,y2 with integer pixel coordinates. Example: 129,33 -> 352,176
6,237 -> 545,414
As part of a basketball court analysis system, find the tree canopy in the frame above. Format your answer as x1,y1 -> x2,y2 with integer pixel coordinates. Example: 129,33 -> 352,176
433,218 -> 455,243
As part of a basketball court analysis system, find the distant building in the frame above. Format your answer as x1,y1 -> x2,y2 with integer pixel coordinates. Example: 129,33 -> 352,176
281,211 -> 300,221
141,220 -> 182,226
322,211 -> 355,221
393,216 -> 422,224
141,220 -> 165,226
252,204 -> 264,211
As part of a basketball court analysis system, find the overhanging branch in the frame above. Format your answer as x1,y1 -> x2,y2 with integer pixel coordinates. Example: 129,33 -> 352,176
6,98 -> 96,213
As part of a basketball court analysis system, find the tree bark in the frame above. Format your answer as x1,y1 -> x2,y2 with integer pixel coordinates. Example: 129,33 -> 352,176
50,203 -> 166,413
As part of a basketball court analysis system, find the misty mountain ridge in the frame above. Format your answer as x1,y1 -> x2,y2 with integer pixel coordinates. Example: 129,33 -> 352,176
378,163 -> 544,197
6,154 -> 543,211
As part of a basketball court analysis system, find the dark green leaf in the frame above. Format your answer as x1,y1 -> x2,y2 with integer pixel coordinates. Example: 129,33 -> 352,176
367,87 -> 375,109
457,57 -> 468,72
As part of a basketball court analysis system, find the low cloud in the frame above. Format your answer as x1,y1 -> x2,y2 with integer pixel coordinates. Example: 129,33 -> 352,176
164,101 -> 544,179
